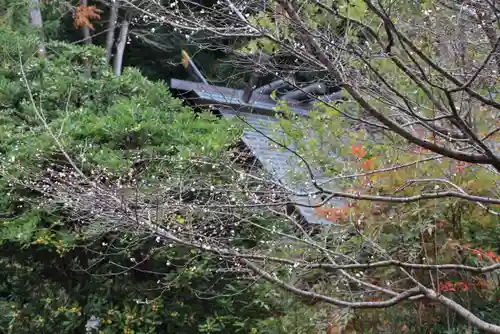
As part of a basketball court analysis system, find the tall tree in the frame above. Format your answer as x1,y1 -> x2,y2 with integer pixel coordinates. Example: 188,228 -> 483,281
105,0 -> 120,62
113,10 -> 131,75
80,0 -> 92,45
28,0 -> 46,56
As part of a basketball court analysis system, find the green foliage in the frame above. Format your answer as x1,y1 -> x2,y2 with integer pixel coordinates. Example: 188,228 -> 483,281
0,0 -> 31,31
271,100 -> 500,332
0,0 -> 64,37
236,0 -> 500,330
0,27 -> 290,333
338,0 -> 367,21
0,35 -> 239,173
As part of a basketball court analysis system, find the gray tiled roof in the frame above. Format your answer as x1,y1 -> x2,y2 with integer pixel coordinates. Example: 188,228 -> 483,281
220,109 -> 344,225
171,79 -> 312,117
170,78 -> 345,225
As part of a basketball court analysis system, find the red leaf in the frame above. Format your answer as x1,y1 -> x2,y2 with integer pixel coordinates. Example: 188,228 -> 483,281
440,282 -> 456,292
351,145 -> 367,159
485,250 -> 497,262
361,157 -> 376,170
471,250 -> 483,260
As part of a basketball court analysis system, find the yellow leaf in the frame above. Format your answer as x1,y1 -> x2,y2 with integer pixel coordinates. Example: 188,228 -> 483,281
175,215 -> 185,225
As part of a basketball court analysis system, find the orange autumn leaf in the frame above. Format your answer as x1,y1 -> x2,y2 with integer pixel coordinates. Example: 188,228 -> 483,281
314,206 -> 349,223
74,5 -> 102,31
455,281 -> 470,292
468,247 -> 500,263
361,157 -> 376,170
484,249 -> 497,262
473,281 -> 489,288
439,281 -> 456,292
351,145 -> 367,159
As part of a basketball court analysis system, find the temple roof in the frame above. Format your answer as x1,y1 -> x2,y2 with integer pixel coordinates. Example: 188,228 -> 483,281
170,51 -> 345,225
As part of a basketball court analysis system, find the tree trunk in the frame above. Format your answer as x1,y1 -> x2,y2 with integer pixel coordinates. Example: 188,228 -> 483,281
29,0 -> 46,56
78,0 -> 93,77
105,0 -> 120,63
81,0 -> 92,45
113,12 -> 131,76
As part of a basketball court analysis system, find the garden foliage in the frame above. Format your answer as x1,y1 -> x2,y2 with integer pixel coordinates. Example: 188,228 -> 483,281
0,26 -> 286,333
